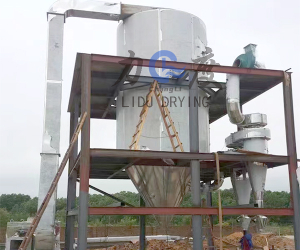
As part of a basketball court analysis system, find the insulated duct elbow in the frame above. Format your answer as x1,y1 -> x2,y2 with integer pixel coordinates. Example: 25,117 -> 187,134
226,74 -> 245,124
226,44 -> 264,125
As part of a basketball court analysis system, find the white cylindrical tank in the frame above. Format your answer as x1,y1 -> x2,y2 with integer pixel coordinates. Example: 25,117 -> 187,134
116,9 -> 210,209
116,9 -> 209,153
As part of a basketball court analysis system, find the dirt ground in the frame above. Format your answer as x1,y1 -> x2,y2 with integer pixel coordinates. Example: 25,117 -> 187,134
98,232 -> 295,250
213,232 -> 295,249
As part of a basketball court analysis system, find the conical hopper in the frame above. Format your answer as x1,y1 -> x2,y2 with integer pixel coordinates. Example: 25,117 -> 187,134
231,171 -> 252,205
246,162 -> 267,208
126,163 -> 191,225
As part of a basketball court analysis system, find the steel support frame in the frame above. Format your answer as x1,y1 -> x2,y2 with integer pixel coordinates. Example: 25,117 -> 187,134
77,54 -> 91,250
66,56 -> 300,249
91,54 -> 284,77
90,148 -> 289,164
82,181 -> 134,207
189,71 -> 203,250
206,190 -> 214,248
283,72 -> 300,249
43,2 -> 298,247
65,96 -> 79,250
88,207 -> 294,216
139,196 -> 146,250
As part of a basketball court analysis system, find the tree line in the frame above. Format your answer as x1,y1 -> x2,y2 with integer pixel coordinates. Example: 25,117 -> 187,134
0,189 -> 292,228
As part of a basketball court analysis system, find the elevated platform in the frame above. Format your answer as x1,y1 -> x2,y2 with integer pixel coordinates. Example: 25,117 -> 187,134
65,53 -> 299,250
71,148 -> 289,182
68,53 -> 284,123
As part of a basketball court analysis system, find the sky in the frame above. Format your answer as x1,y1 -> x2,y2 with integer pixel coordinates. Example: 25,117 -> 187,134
0,0 -> 299,198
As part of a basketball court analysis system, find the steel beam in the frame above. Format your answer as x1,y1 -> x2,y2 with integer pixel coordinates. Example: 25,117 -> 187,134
78,54 -> 91,250
36,14 -> 64,250
283,73 -> 300,249
206,190 -> 214,248
88,207 -> 294,216
189,71 -> 203,250
91,54 -> 285,77
68,154 -> 80,177
90,149 -> 289,164
121,76 -> 225,90
106,160 -> 139,179
139,196 -> 146,250
77,180 -> 134,207
65,96 -> 79,250
101,65 -> 133,118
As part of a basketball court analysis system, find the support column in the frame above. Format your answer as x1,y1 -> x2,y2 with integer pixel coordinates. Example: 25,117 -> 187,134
36,14 -> 64,250
189,71 -> 203,250
65,96 -> 79,250
282,73 -> 300,249
206,190 -> 214,248
78,54 -> 91,250
139,196 -> 146,250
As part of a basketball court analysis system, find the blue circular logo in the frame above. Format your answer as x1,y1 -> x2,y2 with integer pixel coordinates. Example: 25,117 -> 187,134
149,50 -> 186,83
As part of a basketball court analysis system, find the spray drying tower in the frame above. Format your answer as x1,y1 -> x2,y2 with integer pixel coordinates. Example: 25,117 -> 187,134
35,1 -> 300,250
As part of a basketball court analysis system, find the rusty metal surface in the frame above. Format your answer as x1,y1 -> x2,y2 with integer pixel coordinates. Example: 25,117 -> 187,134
88,207 -> 294,216
90,148 -> 289,163
91,54 -> 284,77
78,54 -> 91,250
282,73 -> 300,249
73,149 -> 290,181
68,53 -> 284,123
79,54 -> 91,193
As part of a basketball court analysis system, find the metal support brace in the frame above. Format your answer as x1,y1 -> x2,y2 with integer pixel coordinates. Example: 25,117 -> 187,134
189,71 -> 203,250
206,190 -> 214,248
78,54 -> 91,250
77,180 -> 134,207
36,14 -> 64,250
283,73 -> 300,249
139,196 -> 146,250
65,96 -> 79,250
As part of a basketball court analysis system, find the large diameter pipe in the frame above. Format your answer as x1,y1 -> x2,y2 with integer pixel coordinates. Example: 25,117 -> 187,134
36,14 -> 64,250
226,74 -> 245,124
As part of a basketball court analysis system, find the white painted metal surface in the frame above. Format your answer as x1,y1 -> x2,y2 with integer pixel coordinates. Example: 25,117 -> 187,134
226,74 -> 245,124
245,137 -> 268,208
231,171 -> 252,205
36,14 -> 64,250
116,9 -> 209,210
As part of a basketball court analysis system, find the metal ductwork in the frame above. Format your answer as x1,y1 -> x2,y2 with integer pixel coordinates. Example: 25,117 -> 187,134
226,44 -> 270,231
226,44 -> 265,126
226,74 -> 244,124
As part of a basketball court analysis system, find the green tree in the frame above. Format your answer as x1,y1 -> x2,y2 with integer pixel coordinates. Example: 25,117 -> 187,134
0,194 -> 31,212
56,198 -> 67,211
0,208 -> 10,227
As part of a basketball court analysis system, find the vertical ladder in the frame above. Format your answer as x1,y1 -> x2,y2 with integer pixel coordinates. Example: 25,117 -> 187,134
129,80 -> 184,152
18,112 -> 87,250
